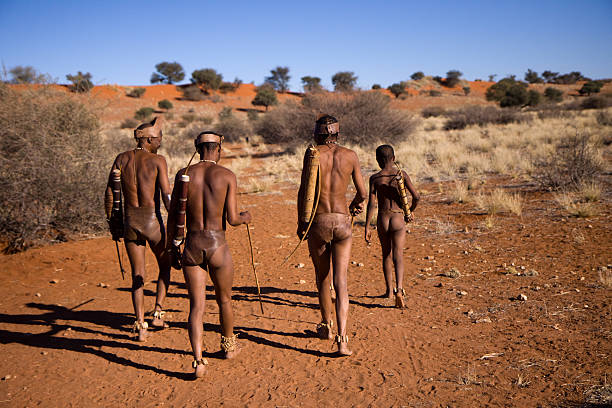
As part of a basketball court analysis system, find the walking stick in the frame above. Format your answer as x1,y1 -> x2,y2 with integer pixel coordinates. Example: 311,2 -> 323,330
115,240 -> 126,280
246,223 -> 264,314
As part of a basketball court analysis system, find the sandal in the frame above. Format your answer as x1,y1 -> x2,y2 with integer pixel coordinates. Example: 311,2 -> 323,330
394,288 -> 406,309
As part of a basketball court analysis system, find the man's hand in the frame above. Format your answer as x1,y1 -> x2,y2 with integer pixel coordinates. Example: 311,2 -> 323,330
404,212 -> 414,223
364,226 -> 372,245
240,211 -> 252,225
296,221 -> 309,240
107,213 -> 123,241
170,245 -> 182,270
349,201 -> 364,216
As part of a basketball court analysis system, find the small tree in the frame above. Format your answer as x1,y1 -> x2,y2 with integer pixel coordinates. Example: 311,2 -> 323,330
544,87 -> 563,103
9,65 -> 48,84
332,71 -> 358,92
526,89 -> 542,106
485,76 -> 529,107
578,80 -> 603,96
445,70 -> 462,87
265,66 -> 291,92
134,107 -> 155,120
488,74 -> 497,82
158,99 -> 173,111
524,69 -> 543,84
126,87 -> 146,98
252,84 -> 278,111
191,68 -> 223,91
554,71 -> 586,85
388,82 -> 406,98
301,76 -> 322,93
463,86 -> 471,96
411,71 -> 424,81
66,71 -> 94,93
150,61 -> 185,84
542,70 -> 559,83
371,84 -> 381,90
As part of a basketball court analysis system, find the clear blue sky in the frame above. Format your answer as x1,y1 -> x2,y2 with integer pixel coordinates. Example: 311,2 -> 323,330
1,0 -> 611,91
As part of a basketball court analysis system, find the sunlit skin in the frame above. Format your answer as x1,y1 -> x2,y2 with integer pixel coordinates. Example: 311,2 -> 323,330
105,124 -> 172,341
364,148 -> 419,305
167,141 -> 251,378
297,132 -> 367,356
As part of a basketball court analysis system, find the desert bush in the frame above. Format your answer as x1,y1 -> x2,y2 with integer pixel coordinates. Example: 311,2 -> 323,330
134,107 -> 155,120
256,91 -> 417,147
214,116 -> 252,143
120,118 -> 138,129
486,77 -> 529,107
191,68 -> 223,91
332,71 -> 358,92
302,76 -> 322,93
526,90 -> 542,107
578,181 -> 601,202
180,85 -> 205,101
553,71 -> 587,85
554,192 -> 598,218
445,70 -> 462,88
421,106 -> 446,118
443,106 -> 530,130
532,131 -> 602,189
581,95 -> 612,110
151,61 -> 185,84
596,110 -> 612,126
371,84 -> 381,90
579,80 -> 603,96
524,69 -> 544,84
0,84 -> 108,251
411,71 -> 425,81
544,87 -> 563,103
247,109 -> 259,121
219,106 -> 233,120
463,86 -> 471,96
127,87 -> 146,98
158,99 -> 173,110
219,82 -> 238,93
181,113 -> 197,123
66,71 -> 94,93
429,90 -> 442,97
8,65 -> 50,84
252,84 -> 278,111
388,82 -> 406,98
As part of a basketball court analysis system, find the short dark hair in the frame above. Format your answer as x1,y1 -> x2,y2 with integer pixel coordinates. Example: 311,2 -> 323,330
376,144 -> 395,163
196,141 -> 220,153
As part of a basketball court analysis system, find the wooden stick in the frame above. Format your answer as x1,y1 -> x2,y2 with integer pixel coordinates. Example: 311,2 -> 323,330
246,223 -> 264,314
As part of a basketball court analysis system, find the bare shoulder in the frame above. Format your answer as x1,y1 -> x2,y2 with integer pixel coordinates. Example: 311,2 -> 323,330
212,164 -> 236,181
338,145 -> 359,160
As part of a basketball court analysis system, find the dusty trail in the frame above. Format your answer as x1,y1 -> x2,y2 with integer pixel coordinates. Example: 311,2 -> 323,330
0,176 -> 610,407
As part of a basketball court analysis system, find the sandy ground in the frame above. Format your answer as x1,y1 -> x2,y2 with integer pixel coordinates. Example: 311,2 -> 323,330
0,155 -> 610,406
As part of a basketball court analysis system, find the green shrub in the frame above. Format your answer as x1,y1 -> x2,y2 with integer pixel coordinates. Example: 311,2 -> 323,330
158,99 -> 173,110
180,85 -> 204,101
371,84 -> 381,90
463,86 -> 471,96
581,96 -> 612,110
134,107 -> 155,120
411,71 -> 424,81
191,68 -> 223,90
486,77 -> 529,107
524,69 -> 543,84
445,70 -> 462,88
579,80 -> 603,96
120,118 -> 139,129
219,82 -> 238,93
544,87 -> 563,103
302,76 -> 322,93
526,90 -> 542,107
0,84 -> 107,251
265,66 -> 291,93
256,91 -> 417,147
66,71 -> 94,93
127,87 -> 146,98
252,84 -> 278,111
388,83 -> 406,98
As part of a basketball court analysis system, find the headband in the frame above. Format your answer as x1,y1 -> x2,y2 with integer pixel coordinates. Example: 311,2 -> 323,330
314,121 -> 339,135
134,117 -> 163,139
194,132 -> 224,147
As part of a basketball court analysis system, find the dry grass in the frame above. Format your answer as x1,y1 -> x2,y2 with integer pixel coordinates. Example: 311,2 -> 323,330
554,192 -> 599,218
449,181 -> 470,203
475,189 -> 523,216
578,181 -> 602,202
598,267 -> 612,287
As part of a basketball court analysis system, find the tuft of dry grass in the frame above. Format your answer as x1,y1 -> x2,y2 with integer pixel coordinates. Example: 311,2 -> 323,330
554,192 -> 599,218
598,267 -> 612,287
449,181 -> 470,203
475,189 -> 523,216
578,181 -> 601,202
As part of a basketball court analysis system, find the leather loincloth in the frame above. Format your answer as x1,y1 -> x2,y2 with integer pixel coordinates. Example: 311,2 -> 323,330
309,213 -> 352,243
378,208 -> 404,216
124,206 -> 163,245
182,230 -> 227,268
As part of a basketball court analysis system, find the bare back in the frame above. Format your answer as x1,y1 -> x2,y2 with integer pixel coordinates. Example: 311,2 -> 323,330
311,144 -> 365,215
110,149 -> 170,210
180,162 -> 237,232
370,169 -> 407,212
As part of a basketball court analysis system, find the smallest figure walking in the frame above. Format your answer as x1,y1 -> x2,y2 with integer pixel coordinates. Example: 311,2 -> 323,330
364,145 -> 420,308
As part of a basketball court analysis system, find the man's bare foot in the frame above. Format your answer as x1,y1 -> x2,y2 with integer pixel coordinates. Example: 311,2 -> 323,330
133,321 -> 148,342
394,288 -> 406,309
221,334 -> 240,359
192,359 -> 208,379
316,321 -> 334,340
151,309 -> 168,329
335,335 -> 353,356
384,291 -> 393,300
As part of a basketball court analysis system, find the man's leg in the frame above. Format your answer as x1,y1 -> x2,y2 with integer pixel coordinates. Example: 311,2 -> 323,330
331,235 -> 353,356
125,240 -> 147,341
390,215 -> 407,308
150,235 -> 171,328
183,264 -> 207,377
207,245 -> 239,359
377,215 -> 393,299
308,235 -> 333,339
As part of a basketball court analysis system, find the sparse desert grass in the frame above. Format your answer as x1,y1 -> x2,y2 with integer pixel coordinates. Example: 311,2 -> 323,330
578,181 -> 601,202
241,176 -> 274,194
475,189 -> 523,215
554,192 -> 599,218
598,267 -> 612,287
449,181 -> 469,203
228,156 -> 252,177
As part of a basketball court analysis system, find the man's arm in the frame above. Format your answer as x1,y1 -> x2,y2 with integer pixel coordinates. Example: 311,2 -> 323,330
104,155 -> 121,220
364,175 -> 377,243
225,171 -> 251,226
348,151 -> 367,215
157,156 -> 172,212
166,171 -> 182,247
296,149 -> 309,237
403,170 -> 420,212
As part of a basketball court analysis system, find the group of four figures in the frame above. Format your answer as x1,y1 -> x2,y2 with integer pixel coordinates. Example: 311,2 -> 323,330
104,114 -> 419,379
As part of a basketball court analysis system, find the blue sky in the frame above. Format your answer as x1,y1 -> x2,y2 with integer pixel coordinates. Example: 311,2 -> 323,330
1,0 -> 611,91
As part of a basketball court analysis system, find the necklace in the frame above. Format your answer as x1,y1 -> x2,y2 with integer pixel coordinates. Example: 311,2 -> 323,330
135,147 -> 145,151
200,159 -> 217,164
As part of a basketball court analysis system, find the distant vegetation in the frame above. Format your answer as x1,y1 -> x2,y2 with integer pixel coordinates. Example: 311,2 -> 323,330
191,68 -> 223,91
66,71 -> 94,93
150,61 -> 185,84
126,87 -> 146,98
7,65 -> 51,84
158,99 -> 173,110
301,76 -> 322,93
332,71 -> 358,92
265,67 -> 291,93
134,107 -> 154,120
252,84 -> 278,111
